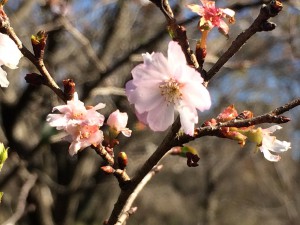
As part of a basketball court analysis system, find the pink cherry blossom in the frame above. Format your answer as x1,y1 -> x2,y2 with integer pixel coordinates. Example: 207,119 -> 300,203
65,123 -> 104,155
259,125 -> 291,162
187,0 -> 235,35
46,92 -> 105,155
126,41 -> 211,136
107,110 -> 132,137
0,33 -> 23,87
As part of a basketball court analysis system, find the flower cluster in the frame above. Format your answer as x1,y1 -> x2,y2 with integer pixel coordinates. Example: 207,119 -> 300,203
126,41 -> 211,136
0,33 -> 22,87
187,0 -> 235,35
47,92 -> 131,156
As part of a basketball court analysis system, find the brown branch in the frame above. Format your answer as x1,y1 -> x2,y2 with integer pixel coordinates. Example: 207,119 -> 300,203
106,97 -> 300,224
0,9 -> 67,102
204,0 -> 283,81
113,165 -> 163,225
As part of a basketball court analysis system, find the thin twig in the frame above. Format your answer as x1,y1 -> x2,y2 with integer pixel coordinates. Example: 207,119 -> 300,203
1,173 -> 38,225
0,22 -> 66,102
115,165 -> 163,225
205,0 -> 283,81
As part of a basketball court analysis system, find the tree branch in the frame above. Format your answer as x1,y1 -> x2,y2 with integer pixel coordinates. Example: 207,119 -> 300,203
106,96 -> 300,224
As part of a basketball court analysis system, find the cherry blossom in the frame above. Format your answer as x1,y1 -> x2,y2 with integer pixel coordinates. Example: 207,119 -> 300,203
0,33 -> 23,87
126,41 -> 211,136
46,92 -> 105,155
107,110 -> 132,137
187,0 -> 235,35
258,125 -> 291,162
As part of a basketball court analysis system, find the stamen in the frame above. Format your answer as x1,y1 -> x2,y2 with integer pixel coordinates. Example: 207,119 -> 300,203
159,78 -> 183,104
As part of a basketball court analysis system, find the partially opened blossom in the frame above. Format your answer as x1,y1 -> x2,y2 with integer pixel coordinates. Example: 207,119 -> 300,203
0,33 -> 23,87
107,110 -> 132,137
258,125 -> 291,162
46,92 -> 105,155
187,0 -> 235,35
245,125 -> 291,162
126,41 -> 211,136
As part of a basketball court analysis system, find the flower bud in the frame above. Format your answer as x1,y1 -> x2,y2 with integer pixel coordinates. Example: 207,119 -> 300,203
217,105 -> 238,122
63,79 -> 75,101
100,166 -> 115,174
31,31 -> 48,59
25,73 -> 46,86
117,152 -> 128,170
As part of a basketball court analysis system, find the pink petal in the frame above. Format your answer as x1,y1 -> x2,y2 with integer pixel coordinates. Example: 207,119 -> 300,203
218,20 -> 229,35
52,105 -> 73,114
0,33 -> 22,69
69,141 -> 81,156
147,102 -> 175,131
177,106 -> 198,136
129,86 -> 163,113
187,4 -> 204,15
222,8 -> 235,18
260,146 -> 281,162
140,52 -> 171,78
167,41 -> 187,68
93,103 -> 106,110
264,125 -> 282,133
121,129 -> 132,137
46,114 -> 68,129
182,83 -> 211,111
135,111 -> 149,125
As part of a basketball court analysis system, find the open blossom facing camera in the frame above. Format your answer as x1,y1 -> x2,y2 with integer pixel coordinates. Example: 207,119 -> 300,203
0,33 -> 23,87
187,0 -> 235,35
126,41 -> 211,136
46,92 -> 105,155
257,125 -> 291,162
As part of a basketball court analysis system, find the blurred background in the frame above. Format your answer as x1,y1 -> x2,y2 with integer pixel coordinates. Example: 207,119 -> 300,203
0,0 -> 300,224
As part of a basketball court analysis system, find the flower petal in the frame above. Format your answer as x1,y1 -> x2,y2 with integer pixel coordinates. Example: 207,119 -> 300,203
177,106 -> 198,136
264,125 -> 282,133
0,33 -> 22,69
147,102 -> 174,131
0,68 -> 9,87
260,146 -> 281,162
167,41 -> 186,68
186,4 -> 204,15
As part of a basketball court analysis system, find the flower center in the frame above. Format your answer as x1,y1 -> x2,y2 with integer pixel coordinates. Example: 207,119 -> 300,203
159,78 -> 183,104
72,112 -> 85,120
79,124 -> 98,139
